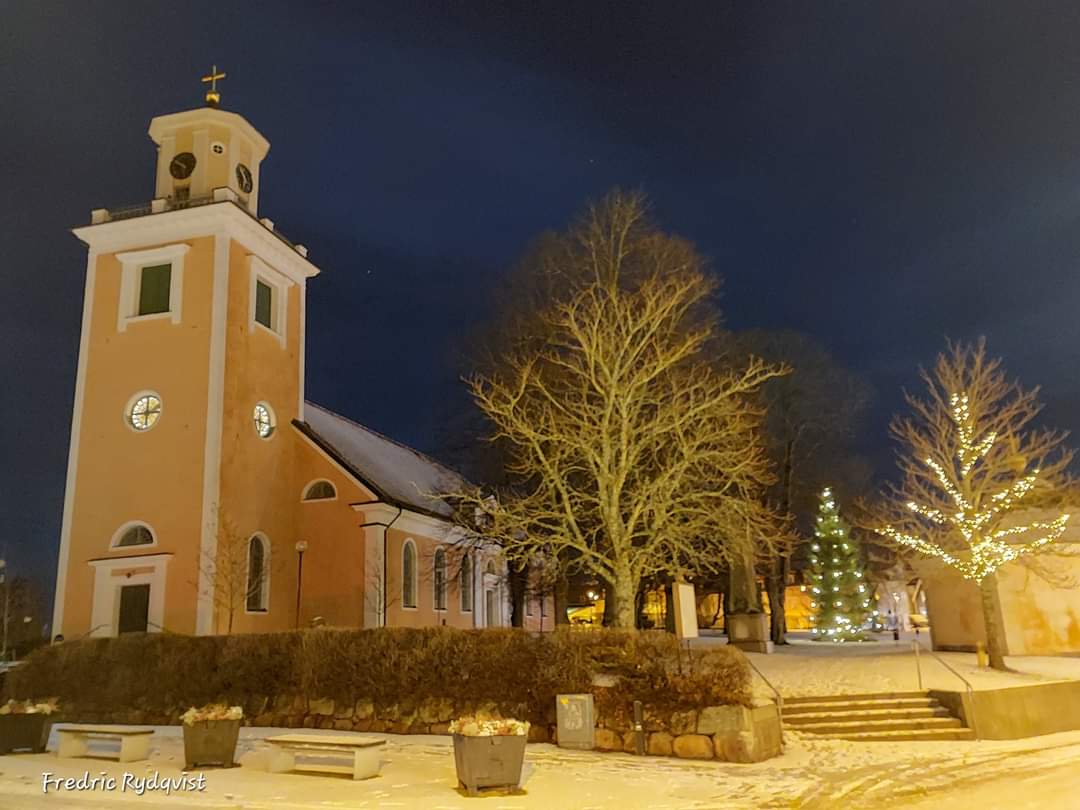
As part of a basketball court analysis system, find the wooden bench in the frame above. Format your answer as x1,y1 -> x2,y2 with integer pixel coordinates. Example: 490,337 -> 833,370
265,734 -> 385,780
56,725 -> 154,763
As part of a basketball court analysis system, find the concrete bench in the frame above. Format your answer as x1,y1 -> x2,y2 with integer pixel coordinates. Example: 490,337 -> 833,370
265,733 -> 385,780
57,725 -> 154,763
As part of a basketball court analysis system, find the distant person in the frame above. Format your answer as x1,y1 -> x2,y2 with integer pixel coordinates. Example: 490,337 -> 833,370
887,611 -> 900,642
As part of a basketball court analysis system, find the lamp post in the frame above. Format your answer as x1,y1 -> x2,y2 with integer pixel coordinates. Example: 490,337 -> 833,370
294,541 -> 308,630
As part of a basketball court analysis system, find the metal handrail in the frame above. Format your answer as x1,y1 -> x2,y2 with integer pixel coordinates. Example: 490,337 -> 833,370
744,655 -> 785,746
912,640 -> 980,739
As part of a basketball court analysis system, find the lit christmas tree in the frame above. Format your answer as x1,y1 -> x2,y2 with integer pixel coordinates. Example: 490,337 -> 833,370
807,487 -> 871,642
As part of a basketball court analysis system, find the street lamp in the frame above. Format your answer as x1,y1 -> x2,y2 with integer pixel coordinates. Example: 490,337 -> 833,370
294,541 -> 308,630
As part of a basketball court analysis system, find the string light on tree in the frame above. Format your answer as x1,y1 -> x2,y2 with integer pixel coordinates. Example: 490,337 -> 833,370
807,487 -> 871,642
879,391 -> 1071,583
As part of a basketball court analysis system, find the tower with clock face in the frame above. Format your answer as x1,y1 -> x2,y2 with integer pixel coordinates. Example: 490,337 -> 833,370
151,107 -> 268,212
52,92 -> 320,640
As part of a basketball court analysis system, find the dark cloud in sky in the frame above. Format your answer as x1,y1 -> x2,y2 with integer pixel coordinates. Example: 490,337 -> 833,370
5,1 -> 1080,597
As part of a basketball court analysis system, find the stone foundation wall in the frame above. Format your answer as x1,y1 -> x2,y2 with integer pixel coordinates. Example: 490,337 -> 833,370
53,695 -> 783,763
593,700 -> 781,763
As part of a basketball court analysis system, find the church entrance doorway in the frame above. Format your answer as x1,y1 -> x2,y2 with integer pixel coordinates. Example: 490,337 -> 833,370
118,583 -> 150,634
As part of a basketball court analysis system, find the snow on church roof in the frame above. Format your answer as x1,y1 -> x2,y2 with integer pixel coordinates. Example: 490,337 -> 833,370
294,402 -> 468,519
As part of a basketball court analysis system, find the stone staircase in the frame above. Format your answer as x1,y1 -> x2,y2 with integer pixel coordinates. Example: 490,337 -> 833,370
782,691 -> 975,742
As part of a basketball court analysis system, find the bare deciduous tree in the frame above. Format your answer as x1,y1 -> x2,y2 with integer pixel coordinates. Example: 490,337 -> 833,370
197,506 -> 272,635
733,329 -> 873,644
875,339 -> 1073,670
450,192 -> 787,628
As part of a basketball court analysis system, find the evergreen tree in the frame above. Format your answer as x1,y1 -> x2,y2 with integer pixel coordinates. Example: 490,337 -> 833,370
807,487 -> 871,642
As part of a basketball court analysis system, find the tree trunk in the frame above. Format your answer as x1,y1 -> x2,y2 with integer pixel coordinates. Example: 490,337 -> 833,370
765,560 -> 786,645
602,581 -> 617,626
611,571 -> 638,629
766,438 -> 795,645
979,573 -> 1010,671
554,571 -> 570,626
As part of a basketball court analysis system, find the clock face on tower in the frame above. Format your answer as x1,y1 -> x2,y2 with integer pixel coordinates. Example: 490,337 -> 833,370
236,163 -> 253,193
169,152 -> 197,180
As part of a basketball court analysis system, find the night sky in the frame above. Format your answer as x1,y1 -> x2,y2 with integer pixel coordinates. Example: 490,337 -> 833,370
5,2 -> 1080,600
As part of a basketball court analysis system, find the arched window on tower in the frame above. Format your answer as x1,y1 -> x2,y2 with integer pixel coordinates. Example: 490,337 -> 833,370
246,535 -> 269,612
402,540 -> 417,609
112,522 -> 155,549
434,548 -> 447,611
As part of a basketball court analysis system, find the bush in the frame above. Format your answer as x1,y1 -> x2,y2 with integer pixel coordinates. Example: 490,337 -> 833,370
4,628 -> 751,722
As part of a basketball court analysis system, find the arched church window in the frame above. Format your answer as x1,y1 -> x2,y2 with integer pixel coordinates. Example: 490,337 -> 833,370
113,522 -> 155,548
246,535 -> 269,612
126,392 -> 161,431
402,540 -> 417,608
460,554 -> 473,613
253,402 -> 276,439
434,548 -> 447,611
302,480 -> 336,501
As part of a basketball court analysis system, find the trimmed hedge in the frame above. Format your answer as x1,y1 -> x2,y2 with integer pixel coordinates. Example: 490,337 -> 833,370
3,628 -> 751,724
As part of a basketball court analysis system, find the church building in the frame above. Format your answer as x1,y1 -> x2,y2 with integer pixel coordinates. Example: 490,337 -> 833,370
52,77 -> 547,638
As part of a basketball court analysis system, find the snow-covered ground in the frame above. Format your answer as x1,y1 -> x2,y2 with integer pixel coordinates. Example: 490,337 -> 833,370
1,724 -> 1080,809
694,630 -> 1080,698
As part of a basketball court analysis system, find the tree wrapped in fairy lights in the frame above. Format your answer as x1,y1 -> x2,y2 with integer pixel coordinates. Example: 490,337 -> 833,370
807,487 -> 871,641
877,339 -> 1073,670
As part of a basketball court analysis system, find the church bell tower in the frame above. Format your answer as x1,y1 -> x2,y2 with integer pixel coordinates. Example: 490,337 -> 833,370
53,70 -> 320,639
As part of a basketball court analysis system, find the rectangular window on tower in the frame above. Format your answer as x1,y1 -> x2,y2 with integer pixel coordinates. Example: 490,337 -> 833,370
138,264 -> 172,315
247,257 -> 289,347
255,280 -> 274,329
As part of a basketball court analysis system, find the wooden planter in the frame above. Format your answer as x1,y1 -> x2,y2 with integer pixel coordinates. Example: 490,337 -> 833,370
182,719 -> 241,769
0,714 -> 52,754
452,733 -> 526,796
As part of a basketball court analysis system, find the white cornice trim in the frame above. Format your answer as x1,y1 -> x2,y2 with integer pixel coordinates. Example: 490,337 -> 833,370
88,552 -> 174,568
72,202 -> 320,285
350,501 -> 468,543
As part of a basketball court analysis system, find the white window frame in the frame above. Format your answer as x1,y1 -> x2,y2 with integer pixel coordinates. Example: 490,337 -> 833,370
401,538 -> 418,610
245,533 -> 271,614
301,479 -> 338,502
248,255 -> 290,348
116,244 -> 189,332
109,520 -> 158,551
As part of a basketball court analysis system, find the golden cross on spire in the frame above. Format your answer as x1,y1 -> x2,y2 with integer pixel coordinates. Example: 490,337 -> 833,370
201,65 -> 226,107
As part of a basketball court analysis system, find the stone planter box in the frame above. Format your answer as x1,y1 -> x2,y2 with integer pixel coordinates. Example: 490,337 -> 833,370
182,719 -> 241,769
452,734 -> 526,796
0,714 -> 52,754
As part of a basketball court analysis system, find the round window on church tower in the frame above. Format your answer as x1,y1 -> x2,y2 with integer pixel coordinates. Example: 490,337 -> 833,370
253,402 -> 276,439
126,392 -> 162,431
